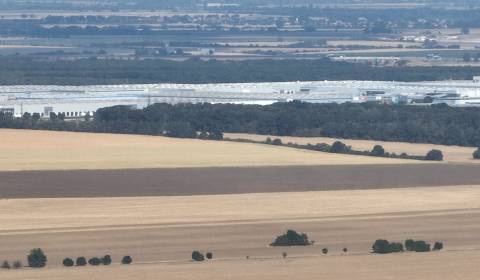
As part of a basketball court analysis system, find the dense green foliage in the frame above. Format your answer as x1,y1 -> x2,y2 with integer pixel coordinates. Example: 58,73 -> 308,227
121,256 -> 133,265
192,251 -> 205,261
0,57 -> 480,85
102,255 -> 112,265
425,149 -> 444,161
62,258 -> 74,267
473,148 -> 480,159
405,239 -> 431,252
270,230 -> 313,246
76,257 -> 87,266
88,257 -> 102,266
372,239 -> 404,254
27,248 -> 47,268
433,242 -> 444,251
3,102 -> 480,147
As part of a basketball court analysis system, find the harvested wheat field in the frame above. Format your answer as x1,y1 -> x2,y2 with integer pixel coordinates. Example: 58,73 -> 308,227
226,133 -> 478,164
0,186 -> 480,271
0,129 -> 419,171
1,251 -> 479,280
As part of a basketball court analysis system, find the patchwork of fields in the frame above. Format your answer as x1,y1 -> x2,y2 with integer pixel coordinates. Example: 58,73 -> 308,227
0,129 -> 479,279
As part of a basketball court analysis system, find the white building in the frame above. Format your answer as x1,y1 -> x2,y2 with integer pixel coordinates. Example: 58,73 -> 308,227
2,80 -> 480,117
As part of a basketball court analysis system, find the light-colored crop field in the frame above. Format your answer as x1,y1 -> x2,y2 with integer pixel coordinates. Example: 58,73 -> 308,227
0,186 -> 479,263
1,250 -> 478,280
225,133 -> 477,164
0,129 -> 419,171
0,185 -> 479,278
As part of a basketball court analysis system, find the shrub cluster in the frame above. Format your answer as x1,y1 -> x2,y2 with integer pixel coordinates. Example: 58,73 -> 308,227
270,230 -> 314,246
373,239 -> 443,254
64,255 -> 129,267
405,239 -> 431,252
372,239 -> 404,254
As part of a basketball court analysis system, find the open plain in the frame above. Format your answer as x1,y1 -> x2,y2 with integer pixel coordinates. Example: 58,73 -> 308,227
0,129 -> 479,279
0,129 -> 418,171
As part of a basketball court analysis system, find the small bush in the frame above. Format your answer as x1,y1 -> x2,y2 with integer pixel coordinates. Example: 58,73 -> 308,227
322,248 -> 328,255
473,148 -> 480,159
206,252 -> 213,260
330,141 -> 349,153
63,258 -> 74,267
192,251 -> 205,262
370,145 -> 385,157
271,138 -> 283,145
405,239 -> 414,251
405,239 -> 431,252
76,257 -> 87,266
282,252 -> 287,258
343,248 -> 348,253
1,260 -> 10,269
12,261 -> 22,269
102,255 -> 112,265
413,241 -> 431,252
433,242 -> 443,251
27,248 -> 47,268
88,257 -> 102,266
270,230 -> 313,246
425,149 -> 443,161
121,256 -> 133,265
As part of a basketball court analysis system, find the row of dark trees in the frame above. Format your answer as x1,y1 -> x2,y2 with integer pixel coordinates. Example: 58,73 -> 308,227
263,138 -> 444,161
1,57 -> 480,85
63,255 -> 132,267
372,239 -> 443,254
4,102 -> 480,147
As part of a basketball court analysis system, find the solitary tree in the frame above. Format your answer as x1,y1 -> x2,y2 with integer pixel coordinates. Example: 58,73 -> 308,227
121,256 -> 133,265
370,145 -> 385,157
473,148 -> 480,159
76,257 -> 87,266
192,251 -> 205,262
425,149 -> 443,161
63,258 -> 74,267
27,248 -> 47,268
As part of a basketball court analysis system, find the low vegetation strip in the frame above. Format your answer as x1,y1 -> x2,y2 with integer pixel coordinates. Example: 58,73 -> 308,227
226,137 -> 444,161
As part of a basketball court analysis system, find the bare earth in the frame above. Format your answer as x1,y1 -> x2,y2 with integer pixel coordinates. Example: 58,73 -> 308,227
226,133 -> 478,164
0,129 -> 417,171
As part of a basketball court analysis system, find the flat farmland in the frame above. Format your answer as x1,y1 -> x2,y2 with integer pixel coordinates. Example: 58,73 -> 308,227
226,133 -> 478,164
0,186 -> 480,278
2,251 -> 479,280
0,129 -> 418,171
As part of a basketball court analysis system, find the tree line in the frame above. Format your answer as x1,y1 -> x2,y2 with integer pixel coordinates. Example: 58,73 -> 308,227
3,102 -> 480,147
1,57 -> 480,85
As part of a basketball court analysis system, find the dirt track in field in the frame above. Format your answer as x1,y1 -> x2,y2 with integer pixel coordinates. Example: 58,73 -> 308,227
0,164 -> 480,198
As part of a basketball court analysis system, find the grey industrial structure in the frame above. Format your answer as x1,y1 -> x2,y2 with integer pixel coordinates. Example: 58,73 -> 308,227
2,80 -> 480,117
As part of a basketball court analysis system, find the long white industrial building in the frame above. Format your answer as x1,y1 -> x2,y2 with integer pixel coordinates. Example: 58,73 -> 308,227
2,80 -> 480,117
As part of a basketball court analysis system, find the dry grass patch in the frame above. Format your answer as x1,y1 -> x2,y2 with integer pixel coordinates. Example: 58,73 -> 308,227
0,129 -> 419,171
